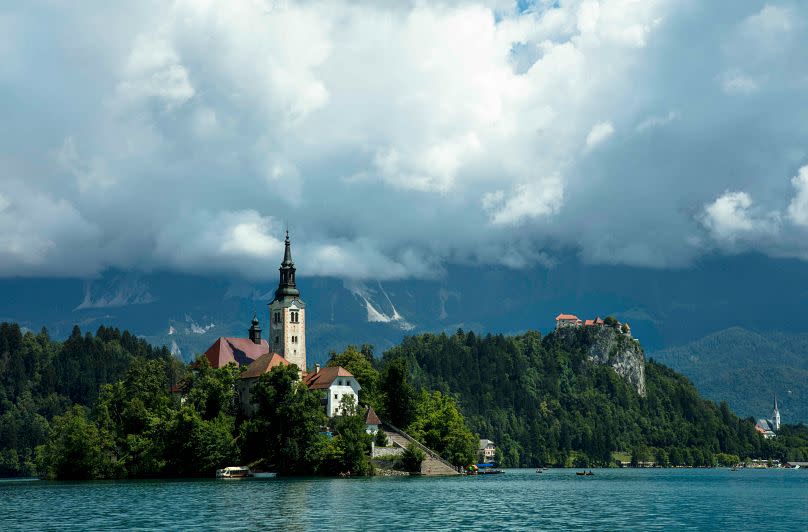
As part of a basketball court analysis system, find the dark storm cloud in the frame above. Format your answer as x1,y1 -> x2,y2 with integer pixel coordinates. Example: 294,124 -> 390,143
1,0 -> 808,280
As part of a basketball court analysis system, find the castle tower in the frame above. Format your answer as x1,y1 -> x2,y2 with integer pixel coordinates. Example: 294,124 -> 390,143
773,395 -> 780,431
268,231 -> 306,372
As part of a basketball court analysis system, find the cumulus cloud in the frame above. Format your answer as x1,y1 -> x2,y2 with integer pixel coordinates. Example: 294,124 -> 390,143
787,165 -> 808,227
701,191 -> 779,243
2,1 -> 808,280
636,111 -> 680,132
0,181 -> 101,276
585,121 -> 615,149
483,176 -> 564,225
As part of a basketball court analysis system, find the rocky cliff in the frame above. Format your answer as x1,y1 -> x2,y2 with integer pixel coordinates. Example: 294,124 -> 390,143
552,326 -> 646,397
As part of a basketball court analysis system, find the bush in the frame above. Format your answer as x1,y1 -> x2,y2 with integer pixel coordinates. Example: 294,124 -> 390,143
401,442 -> 426,472
374,430 -> 389,447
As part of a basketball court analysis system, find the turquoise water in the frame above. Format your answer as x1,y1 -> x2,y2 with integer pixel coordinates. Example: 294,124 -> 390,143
2,468 -> 806,531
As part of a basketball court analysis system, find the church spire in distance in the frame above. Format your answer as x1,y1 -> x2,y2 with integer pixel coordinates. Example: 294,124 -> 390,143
773,394 -> 780,430
274,230 -> 300,301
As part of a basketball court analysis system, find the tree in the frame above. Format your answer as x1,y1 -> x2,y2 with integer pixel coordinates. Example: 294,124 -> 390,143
401,442 -> 426,473
380,358 -> 416,428
630,444 -> 651,467
406,391 -> 477,467
164,408 -> 238,476
241,364 -> 328,475
374,429 -> 389,447
36,405 -> 120,480
604,316 -> 619,328
325,395 -> 373,476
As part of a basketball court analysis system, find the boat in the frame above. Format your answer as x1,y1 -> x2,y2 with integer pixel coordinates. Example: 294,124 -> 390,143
216,466 -> 253,479
576,470 -> 595,476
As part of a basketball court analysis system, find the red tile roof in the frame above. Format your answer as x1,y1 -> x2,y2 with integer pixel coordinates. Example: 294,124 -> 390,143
239,352 -> 289,379
584,319 -> 594,326
302,366 -> 355,390
204,337 -> 270,368
365,406 -> 381,426
556,313 -> 579,321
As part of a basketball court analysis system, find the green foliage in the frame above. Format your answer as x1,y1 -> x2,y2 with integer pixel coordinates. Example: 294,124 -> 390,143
401,442 -> 426,473
652,327 -> 808,422
327,345 -> 381,410
241,363 -> 328,475
380,358 -> 416,428
763,423 -> 808,462
374,429 -> 389,447
0,323 -> 176,477
163,407 -> 239,476
35,405 -> 120,480
323,398 -> 373,476
380,329 -> 773,467
604,316 -> 619,328
406,390 -> 476,467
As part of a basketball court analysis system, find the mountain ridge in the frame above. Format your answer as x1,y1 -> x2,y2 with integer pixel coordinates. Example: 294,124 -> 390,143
651,326 -> 808,423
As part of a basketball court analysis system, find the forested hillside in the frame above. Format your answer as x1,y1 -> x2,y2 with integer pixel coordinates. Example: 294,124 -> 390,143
381,328 -> 807,467
652,327 -> 808,422
0,323 -> 473,479
0,323 -> 179,476
3,321 -> 807,478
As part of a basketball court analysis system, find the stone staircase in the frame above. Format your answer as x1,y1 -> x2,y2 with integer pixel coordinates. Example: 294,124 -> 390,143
382,423 -> 460,476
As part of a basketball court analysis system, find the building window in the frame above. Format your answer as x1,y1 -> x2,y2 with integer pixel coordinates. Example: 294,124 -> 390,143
273,311 -> 281,324
334,394 -> 338,399
290,310 -> 299,323
275,336 -> 279,344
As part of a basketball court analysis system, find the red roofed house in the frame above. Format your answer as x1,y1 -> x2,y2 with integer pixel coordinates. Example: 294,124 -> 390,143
303,365 -> 361,418
365,406 -> 381,435
555,313 -> 581,329
203,315 -> 269,368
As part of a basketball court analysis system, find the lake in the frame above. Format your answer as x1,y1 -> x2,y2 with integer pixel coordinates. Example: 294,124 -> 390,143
2,468 -> 806,531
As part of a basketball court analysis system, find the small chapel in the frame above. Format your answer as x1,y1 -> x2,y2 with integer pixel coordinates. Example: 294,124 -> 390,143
200,232 -> 361,418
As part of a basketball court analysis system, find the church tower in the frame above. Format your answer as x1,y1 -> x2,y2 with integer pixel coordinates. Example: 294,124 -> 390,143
248,314 -> 261,344
773,395 -> 781,431
268,231 -> 306,372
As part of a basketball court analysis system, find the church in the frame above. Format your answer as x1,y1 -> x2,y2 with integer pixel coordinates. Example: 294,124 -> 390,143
755,396 -> 781,439
201,232 -> 361,418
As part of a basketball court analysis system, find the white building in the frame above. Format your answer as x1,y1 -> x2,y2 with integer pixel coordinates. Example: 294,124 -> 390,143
756,395 -> 782,438
304,365 -> 361,418
479,439 -> 496,463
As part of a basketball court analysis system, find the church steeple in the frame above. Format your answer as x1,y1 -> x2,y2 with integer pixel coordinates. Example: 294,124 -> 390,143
268,231 -> 306,374
274,231 -> 300,301
773,394 -> 781,431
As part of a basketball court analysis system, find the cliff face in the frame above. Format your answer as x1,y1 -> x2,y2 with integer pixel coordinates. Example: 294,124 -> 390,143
553,326 -> 646,397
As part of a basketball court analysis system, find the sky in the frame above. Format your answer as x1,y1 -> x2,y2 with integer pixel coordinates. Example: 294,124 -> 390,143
2,0 -> 808,282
